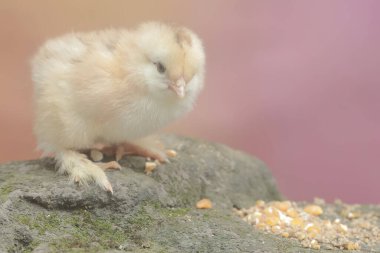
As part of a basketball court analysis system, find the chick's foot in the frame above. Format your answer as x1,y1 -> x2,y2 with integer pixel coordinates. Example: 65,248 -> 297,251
116,141 -> 167,163
96,161 -> 122,171
56,150 -> 114,194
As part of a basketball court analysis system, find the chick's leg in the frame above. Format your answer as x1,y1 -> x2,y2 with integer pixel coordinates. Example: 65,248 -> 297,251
55,150 -> 113,193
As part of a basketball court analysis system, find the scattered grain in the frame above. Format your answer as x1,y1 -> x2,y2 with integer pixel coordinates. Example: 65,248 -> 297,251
344,242 -> 360,250
286,208 -> 299,218
281,232 -> 289,238
310,239 -> 321,250
274,201 -> 291,212
196,198 -> 212,209
166,149 -> 177,157
144,162 -> 157,175
304,205 -> 323,216
90,149 -> 103,162
234,199 -> 379,251
256,200 -> 265,207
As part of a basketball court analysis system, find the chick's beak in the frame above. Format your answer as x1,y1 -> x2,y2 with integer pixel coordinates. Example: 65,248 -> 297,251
169,77 -> 186,98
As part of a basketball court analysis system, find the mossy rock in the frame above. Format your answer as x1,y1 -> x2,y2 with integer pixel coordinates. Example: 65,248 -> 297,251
4,135 -> 372,252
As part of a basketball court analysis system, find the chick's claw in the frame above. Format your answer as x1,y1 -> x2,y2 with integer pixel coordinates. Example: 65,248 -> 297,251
104,181 -> 114,194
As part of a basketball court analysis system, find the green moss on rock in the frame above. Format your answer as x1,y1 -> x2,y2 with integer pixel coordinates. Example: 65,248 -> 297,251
0,184 -> 14,201
1,135 -> 290,253
15,210 -> 128,251
17,213 -> 60,235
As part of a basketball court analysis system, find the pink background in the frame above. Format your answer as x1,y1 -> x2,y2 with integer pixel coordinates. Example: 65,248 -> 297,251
0,1 -> 379,204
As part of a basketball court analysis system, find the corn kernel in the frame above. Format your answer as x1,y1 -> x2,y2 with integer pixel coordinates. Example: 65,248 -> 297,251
281,232 -> 290,238
310,239 -> 321,250
272,209 -> 280,217
286,208 -> 299,218
337,224 -> 348,233
144,162 -> 157,175
255,222 -> 267,230
291,218 -> 304,228
255,200 -> 265,207
263,207 -> 274,215
308,231 -> 318,239
166,149 -> 177,157
296,232 -> 306,240
306,224 -> 320,234
304,205 -> 323,216
271,225 -> 281,234
323,220 -> 332,228
347,212 -> 361,219
344,242 -> 360,250
196,198 -> 212,209
358,221 -> 371,229
264,216 -> 280,226
274,201 -> 292,212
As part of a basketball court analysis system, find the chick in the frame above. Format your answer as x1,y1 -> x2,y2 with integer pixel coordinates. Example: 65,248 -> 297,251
31,22 -> 205,193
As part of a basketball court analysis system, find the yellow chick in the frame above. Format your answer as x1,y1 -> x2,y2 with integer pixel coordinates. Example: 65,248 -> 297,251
31,22 -> 206,193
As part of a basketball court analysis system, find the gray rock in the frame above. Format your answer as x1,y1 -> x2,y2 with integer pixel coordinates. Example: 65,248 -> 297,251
0,135 -> 375,252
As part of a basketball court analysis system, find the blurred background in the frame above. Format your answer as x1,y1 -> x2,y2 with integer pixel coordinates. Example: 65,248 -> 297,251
1,0 -> 379,204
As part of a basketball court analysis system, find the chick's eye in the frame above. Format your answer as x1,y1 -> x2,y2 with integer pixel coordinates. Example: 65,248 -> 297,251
155,62 -> 166,74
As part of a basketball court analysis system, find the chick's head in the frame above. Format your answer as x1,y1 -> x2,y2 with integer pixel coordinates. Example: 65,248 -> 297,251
131,22 -> 205,100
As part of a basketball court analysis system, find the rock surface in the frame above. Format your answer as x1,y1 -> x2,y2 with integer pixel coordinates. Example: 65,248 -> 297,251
0,135 -> 377,253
